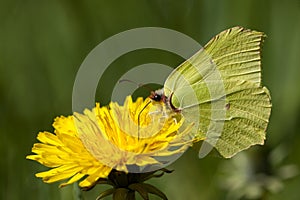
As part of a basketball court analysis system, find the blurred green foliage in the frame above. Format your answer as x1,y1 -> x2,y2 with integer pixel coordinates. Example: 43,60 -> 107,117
1,0 -> 300,199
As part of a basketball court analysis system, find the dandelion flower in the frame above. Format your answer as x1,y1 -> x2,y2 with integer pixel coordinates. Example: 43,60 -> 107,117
27,96 -> 195,189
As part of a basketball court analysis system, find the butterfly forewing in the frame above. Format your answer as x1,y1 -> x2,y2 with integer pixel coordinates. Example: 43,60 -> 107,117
204,27 -> 265,85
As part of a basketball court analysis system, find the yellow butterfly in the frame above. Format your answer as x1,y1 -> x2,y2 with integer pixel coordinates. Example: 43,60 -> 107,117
150,27 -> 272,158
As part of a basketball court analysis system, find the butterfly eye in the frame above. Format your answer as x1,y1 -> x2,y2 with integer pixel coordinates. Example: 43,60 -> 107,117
150,92 -> 162,102
154,94 -> 161,101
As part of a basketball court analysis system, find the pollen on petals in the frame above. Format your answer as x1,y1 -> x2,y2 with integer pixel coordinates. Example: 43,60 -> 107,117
75,96 -> 195,173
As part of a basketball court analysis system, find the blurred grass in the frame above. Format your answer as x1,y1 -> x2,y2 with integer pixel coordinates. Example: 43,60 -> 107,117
1,0 -> 300,199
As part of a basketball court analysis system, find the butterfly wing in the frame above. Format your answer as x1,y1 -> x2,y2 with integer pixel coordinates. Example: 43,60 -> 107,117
163,27 -> 272,158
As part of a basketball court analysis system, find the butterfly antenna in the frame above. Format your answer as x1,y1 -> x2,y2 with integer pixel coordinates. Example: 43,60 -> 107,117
118,79 -> 154,139
137,101 -> 151,140
118,79 -> 144,88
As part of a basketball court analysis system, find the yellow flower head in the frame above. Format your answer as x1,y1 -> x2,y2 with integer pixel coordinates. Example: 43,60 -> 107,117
27,96 -> 194,188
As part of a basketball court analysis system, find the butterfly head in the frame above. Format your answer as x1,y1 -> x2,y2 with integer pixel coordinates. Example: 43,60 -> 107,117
149,89 -> 166,102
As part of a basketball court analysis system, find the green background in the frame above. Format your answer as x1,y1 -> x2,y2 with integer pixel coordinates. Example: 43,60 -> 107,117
1,0 -> 300,199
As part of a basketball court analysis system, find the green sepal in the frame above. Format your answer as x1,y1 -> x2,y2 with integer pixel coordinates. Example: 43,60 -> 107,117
112,188 -> 130,200
96,188 -> 115,200
141,183 -> 168,200
128,183 -> 149,200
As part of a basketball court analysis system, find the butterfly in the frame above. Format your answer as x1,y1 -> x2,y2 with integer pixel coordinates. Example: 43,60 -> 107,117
150,27 -> 272,158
